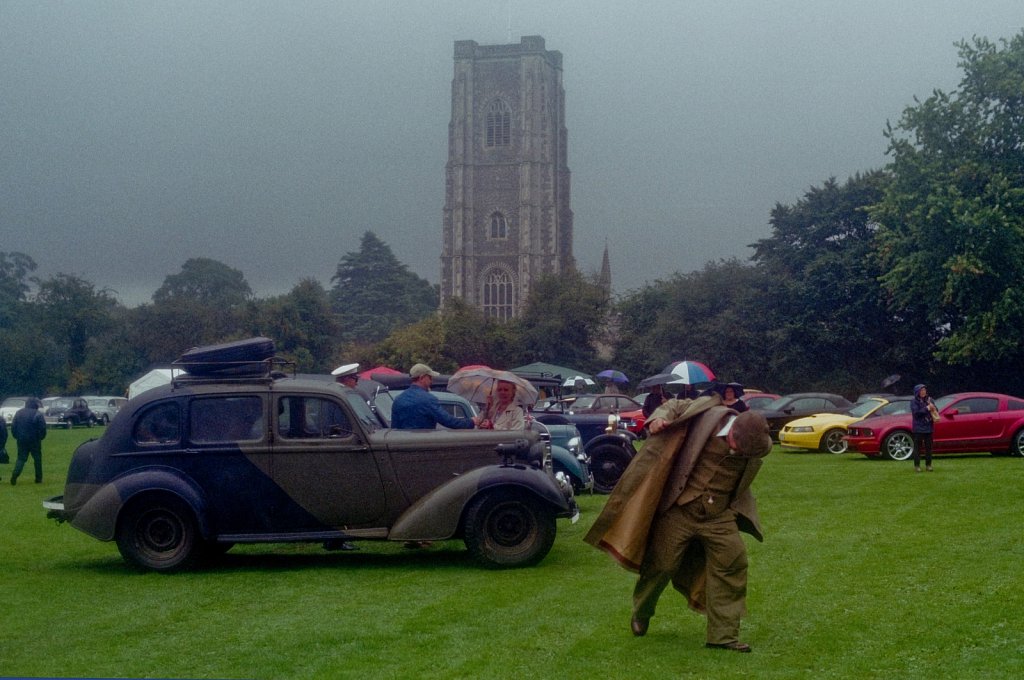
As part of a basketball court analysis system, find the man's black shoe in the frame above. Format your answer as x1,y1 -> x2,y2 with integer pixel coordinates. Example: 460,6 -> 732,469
630,616 -> 649,637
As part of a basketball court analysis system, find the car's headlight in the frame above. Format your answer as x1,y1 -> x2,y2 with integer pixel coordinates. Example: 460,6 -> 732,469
790,426 -> 814,433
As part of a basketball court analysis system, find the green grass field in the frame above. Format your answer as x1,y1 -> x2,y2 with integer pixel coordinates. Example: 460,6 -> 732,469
2,427 -> 1021,679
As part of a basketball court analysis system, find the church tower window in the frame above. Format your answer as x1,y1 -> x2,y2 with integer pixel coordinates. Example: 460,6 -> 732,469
485,99 -> 511,147
489,212 -> 508,239
482,269 -> 515,321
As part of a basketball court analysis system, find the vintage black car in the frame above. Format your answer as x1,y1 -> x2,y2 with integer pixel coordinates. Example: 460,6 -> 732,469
44,338 -> 577,572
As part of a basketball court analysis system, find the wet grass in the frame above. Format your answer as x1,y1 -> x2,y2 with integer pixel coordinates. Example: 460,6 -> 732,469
2,428 -> 1022,679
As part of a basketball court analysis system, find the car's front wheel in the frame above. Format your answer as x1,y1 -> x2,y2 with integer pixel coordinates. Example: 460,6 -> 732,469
463,490 -> 556,568
821,429 -> 848,454
882,431 -> 915,461
1010,428 -> 1024,457
589,443 -> 633,493
116,495 -> 201,572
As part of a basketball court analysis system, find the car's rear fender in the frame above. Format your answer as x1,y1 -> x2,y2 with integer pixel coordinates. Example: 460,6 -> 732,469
68,466 -> 210,542
388,465 -> 570,541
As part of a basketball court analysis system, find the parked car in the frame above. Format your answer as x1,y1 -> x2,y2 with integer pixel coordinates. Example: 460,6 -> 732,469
565,393 -> 642,414
46,397 -> 98,428
1,396 -> 33,424
83,396 -> 128,425
845,392 -> 1024,460
742,392 -> 782,410
44,337 -> 577,572
759,392 -> 854,442
779,397 -> 911,454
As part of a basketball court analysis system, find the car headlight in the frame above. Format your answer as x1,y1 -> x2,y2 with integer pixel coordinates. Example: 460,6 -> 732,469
790,426 -> 814,433
567,436 -> 581,454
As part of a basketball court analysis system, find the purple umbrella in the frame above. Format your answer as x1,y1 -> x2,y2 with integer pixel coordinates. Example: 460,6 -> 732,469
597,369 -> 628,384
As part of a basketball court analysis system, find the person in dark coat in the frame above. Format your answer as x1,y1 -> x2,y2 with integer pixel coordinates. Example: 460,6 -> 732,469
11,397 -> 47,485
642,384 -> 668,418
910,383 -> 938,472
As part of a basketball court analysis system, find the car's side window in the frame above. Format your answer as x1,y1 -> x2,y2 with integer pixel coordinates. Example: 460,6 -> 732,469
190,396 -> 264,443
952,397 -> 998,415
278,396 -> 353,439
134,402 -> 182,445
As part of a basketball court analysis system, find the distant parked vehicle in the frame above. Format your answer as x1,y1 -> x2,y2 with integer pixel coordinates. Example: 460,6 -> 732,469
759,392 -> 854,442
83,396 -> 128,425
1,396 -> 33,424
742,392 -> 781,410
47,397 -> 98,428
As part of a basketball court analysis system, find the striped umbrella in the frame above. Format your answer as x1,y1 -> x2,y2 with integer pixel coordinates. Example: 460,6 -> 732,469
662,360 -> 716,385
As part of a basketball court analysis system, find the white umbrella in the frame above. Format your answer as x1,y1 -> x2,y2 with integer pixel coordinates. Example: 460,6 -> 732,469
562,376 -> 596,389
447,367 -> 539,406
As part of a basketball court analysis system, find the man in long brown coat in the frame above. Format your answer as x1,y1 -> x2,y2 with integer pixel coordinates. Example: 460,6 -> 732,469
584,394 -> 772,652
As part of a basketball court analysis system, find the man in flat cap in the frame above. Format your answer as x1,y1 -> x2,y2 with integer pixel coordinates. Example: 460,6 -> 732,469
391,363 -> 481,430
585,392 -> 773,653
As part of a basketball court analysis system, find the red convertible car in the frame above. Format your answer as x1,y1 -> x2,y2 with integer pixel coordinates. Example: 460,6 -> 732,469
844,391 -> 1024,460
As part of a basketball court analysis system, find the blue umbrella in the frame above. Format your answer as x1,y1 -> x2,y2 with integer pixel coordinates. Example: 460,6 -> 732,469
597,369 -> 628,384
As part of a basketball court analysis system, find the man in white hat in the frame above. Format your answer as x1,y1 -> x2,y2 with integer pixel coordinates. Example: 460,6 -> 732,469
392,363 -> 480,430
332,363 -> 360,389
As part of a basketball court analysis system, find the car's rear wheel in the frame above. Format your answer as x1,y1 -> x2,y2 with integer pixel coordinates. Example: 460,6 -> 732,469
464,490 -> 555,568
116,495 -> 201,572
821,429 -> 848,454
590,443 -> 633,493
882,431 -> 915,461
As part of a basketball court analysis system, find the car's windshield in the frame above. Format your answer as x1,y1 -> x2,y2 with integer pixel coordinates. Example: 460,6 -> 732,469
345,392 -> 380,432
51,398 -> 73,409
571,395 -> 597,409
847,400 -> 884,417
2,398 -> 28,408
933,394 -> 957,410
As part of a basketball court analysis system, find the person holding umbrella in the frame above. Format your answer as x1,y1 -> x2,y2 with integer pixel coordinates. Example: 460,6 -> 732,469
480,379 -> 526,430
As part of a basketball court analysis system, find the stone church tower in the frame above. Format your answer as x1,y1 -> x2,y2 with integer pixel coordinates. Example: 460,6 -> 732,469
441,36 -> 574,320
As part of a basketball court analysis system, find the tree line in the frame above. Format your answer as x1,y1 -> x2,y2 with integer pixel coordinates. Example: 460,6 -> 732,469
2,33 -> 1022,400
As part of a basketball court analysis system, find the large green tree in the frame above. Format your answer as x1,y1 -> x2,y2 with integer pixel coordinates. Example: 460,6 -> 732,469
750,172 -> 919,394
613,259 -> 776,391
872,32 -> 1024,378
254,279 -> 339,372
34,273 -> 118,391
0,252 -> 45,395
330,232 -> 438,344
517,270 -> 610,371
134,258 -> 257,363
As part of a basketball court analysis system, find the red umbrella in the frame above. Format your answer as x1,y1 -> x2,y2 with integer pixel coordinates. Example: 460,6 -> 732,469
358,365 -> 402,380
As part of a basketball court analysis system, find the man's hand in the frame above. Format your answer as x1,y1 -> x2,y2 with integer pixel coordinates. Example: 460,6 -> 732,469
647,417 -> 668,435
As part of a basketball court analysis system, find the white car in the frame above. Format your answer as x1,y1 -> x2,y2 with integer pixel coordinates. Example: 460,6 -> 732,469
1,396 -> 33,424
83,396 -> 128,425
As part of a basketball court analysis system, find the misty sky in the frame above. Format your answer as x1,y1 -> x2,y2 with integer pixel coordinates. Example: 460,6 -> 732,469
2,1 -> 1021,306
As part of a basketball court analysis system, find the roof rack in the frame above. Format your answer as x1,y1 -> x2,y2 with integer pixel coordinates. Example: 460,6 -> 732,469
170,357 -> 296,388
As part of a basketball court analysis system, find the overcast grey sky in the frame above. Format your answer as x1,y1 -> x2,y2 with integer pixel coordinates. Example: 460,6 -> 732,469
2,1 -> 1021,305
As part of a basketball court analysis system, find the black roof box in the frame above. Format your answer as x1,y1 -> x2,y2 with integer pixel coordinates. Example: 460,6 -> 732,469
173,337 -> 276,376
